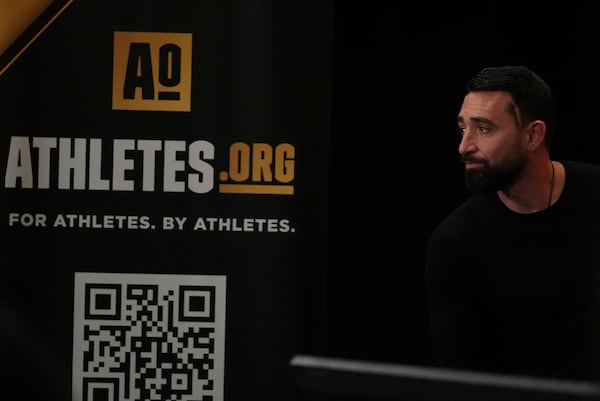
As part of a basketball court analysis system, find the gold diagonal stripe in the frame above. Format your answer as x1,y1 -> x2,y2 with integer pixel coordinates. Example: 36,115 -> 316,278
0,0 -> 75,77
0,0 -> 53,55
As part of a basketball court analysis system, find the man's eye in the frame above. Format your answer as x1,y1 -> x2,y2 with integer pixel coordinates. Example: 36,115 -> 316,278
457,127 -> 465,136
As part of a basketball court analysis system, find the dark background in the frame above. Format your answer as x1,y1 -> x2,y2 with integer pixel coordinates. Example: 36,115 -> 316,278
326,3 -> 597,367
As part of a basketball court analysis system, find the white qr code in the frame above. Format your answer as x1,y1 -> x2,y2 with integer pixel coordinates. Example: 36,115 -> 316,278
72,272 -> 226,401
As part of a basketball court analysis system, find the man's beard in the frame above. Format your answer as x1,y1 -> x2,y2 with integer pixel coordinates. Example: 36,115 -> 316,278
464,155 -> 525,195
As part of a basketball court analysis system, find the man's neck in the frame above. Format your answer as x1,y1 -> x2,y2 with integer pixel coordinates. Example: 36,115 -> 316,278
497,160 -> 561,214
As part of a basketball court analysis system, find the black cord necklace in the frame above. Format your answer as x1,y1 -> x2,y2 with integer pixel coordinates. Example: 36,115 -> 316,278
548,161 -> 555,208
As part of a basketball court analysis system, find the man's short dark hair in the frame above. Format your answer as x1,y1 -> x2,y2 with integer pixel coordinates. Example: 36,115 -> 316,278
467,65 -> 556,146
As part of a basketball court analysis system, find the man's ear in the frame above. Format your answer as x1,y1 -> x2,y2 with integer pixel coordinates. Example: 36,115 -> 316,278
525,120 -> 547,151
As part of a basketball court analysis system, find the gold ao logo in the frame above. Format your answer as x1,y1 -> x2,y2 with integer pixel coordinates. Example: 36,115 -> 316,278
112,31 -> 192,112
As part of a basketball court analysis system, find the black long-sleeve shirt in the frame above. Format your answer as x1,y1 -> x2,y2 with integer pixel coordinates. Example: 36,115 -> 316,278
426,160 -> 600,381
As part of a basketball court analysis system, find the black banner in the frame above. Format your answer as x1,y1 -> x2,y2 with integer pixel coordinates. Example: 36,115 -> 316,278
0,1 -> 333,400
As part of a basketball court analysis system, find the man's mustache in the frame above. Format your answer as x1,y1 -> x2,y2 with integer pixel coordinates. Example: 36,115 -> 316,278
461,155 -> 487,164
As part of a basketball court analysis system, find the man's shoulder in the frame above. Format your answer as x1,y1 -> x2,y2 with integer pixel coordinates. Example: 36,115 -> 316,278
561,159 -> 600,189
432,194 -> 493,235
562,159 -> 600,175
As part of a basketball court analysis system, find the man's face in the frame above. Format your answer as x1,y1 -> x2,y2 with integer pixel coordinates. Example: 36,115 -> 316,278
457,91 -> 527,194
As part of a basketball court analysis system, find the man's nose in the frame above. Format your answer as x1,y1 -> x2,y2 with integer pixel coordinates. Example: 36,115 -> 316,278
458,130 -> 476,156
